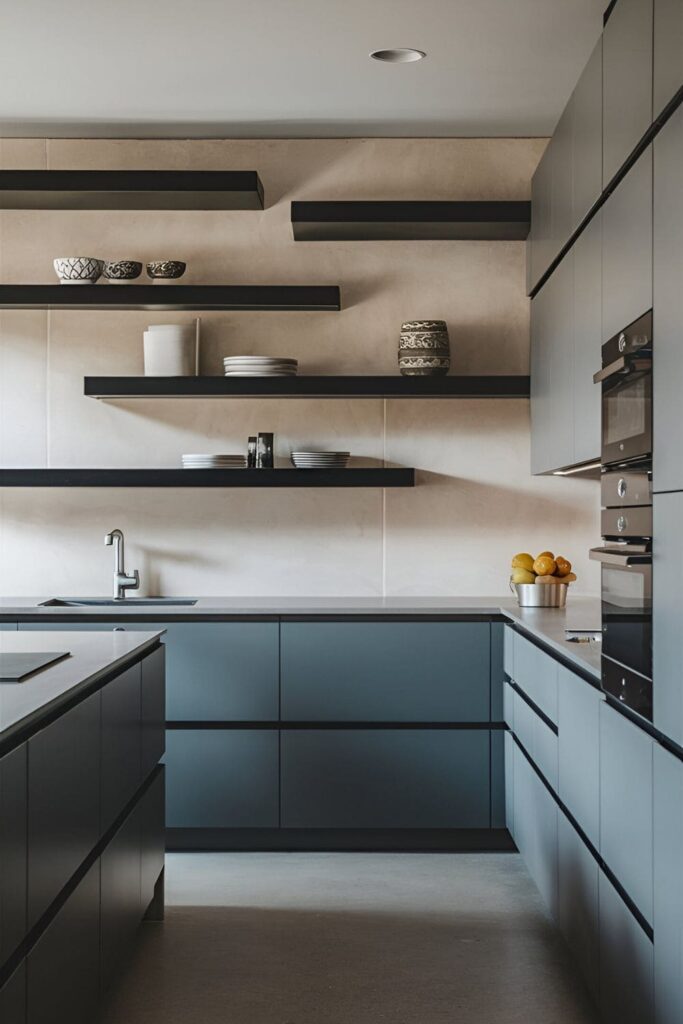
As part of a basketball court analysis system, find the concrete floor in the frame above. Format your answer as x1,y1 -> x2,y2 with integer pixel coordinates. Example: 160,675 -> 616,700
99,852 -> 600,1024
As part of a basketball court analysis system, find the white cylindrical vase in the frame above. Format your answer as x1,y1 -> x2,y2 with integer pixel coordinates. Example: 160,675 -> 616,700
143,321 -> 199,376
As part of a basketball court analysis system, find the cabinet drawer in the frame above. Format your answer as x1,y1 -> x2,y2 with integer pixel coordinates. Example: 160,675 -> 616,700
27,692 -> 100,929
281,622 -> 490,722
503,680 -> 514,730
0,962 -> 25,1024
141,646 -> 165,779
599,869 -> 654,1024
26,860 -> 100,1024
100,805 -> 141,993
281,729 -> 490,829
511,632 -> 558,724
558,666 -> 601,848
558,810 -> 599,1001
165,728 -> 278,828
139,770 -> 165,915
0,744 -> 27,965
600,701 -> 654,924
513,741 -> 558,917
512,690 -> 558,792
503,625 -> 514,679
101,663 -> 142,832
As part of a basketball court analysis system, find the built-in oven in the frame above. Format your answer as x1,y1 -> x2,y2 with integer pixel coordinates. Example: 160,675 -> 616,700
593,310 -> 652,468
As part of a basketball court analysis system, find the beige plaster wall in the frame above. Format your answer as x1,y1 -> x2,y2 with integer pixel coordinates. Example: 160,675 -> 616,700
0,137 -> 600,597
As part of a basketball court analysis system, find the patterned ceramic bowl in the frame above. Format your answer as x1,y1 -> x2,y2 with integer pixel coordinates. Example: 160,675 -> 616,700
103,260 -> 142,282
146,260 -> 187,281
399,319 -> 450,376
53,257 -> 104,284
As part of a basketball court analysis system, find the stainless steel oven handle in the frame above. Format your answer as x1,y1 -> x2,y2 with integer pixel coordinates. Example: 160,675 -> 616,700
592,355 -> 652,385
589,547 -> 652,566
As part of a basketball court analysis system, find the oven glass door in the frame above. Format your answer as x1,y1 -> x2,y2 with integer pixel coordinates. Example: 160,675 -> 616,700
602,367 -> 652,466
601,562 -> 652,680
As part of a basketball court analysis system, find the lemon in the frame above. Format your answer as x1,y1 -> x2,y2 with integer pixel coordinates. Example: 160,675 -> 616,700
533,555 -> 557,577
511,552 -> 535,572
511,568 -> 536,585
555,556 -> 572,577
537,550 -> 554,561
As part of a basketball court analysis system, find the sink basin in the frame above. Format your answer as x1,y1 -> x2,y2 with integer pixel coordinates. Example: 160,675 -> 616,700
39,597 -> 198,607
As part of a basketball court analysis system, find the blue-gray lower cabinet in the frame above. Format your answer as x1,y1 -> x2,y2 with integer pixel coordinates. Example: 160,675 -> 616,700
0,623 -> 17,630
511,632 -> 559,725
599,701 -> 654,925
281,729 -> 490,829
653,743 -> 683,1024
511,690 -> 558,791
558,809 -> 599,1001
165,729 -> 279,828
0,962 -> 25,1024
504,731 -> 515,837
558,666 -> 601,849
512,741 -> 558,918
490,731 -> 505,828
280,622 -> 490,722
27,691 -> 101,930
0,744 -> 27,966
26,860 -> 101,1024
599,869 -> 654,1024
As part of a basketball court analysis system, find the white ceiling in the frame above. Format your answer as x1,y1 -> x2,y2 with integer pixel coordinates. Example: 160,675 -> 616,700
0,0 -> 605,138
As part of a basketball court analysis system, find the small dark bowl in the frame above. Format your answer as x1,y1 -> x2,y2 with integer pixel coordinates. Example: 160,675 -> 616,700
146,260 -> 187,280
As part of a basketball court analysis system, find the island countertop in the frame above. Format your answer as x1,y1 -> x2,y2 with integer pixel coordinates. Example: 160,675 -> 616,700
0,629 -> 164,754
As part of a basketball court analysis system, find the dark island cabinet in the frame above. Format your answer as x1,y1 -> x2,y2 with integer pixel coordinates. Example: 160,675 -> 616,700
100,807 -> 142,992
0,962 -> 25,1024
141,645 -> 166,778
101,662 -> 142,831
603,0 -> 653,185
654,0 -> 683,118
27,691 -> 101,929
0,744 -> 27,965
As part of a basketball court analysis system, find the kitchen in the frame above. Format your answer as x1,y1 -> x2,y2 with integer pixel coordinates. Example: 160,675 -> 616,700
0,1 -> 680,1022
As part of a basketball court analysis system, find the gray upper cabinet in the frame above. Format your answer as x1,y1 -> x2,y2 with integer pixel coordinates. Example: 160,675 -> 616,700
572,211 -> 602,465
653,104 -> 683,493
280,622 -> 490,722
0,744 -> 27,966
599,700 -> 654,924
654,0 -> 683,118
558,666 -> 601,848
551,102 -> 575,260
653,743 -> 683,1024
528,140 -> 553,292
653,493 -> 683,744
572,38 -> 603,228
602,148 -> 653,342
603,0 -> 653,184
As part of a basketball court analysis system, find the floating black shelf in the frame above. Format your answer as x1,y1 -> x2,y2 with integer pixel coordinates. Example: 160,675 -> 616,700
84,375 -> 530,400
0,170 -> 264,210
291,201 -> 531,241
0,468 -> 414,488
0,285 -> 341,312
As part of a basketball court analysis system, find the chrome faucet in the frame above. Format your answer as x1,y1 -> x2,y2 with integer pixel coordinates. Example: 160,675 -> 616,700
104,529 -> 140,600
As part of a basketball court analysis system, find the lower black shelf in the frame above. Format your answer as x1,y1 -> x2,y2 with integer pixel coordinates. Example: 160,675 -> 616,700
0,468 -> 415,488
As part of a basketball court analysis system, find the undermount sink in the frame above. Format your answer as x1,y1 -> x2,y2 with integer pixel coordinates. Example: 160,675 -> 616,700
39,597 -> 198,607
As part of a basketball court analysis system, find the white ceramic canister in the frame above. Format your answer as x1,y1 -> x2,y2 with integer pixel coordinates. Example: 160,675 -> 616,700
143,320 -> 200,376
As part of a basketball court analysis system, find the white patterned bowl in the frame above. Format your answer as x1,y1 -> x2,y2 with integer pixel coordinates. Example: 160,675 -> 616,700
53,257 -> 104,284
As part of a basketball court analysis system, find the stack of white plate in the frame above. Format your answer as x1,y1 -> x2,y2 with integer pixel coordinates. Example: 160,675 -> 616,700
181,454 -> 246,469
223,356 -> 298,377
291,451 -> 350,469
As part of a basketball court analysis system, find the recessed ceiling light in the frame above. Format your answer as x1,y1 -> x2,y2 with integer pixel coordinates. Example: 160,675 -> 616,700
370,48 -> 426,63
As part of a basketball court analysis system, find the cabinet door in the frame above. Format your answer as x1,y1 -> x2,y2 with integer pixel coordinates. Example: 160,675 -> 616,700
602,150 -> 653,343
0,744 -> 27,965
558,810 -> 599,1000
572,211 -> 602,465
0,962 -> 25,1024
653,744 -> 683,1024
281,622 -> 490,722
139,770 -> 165,915
513,742 -> 558,917
600,868 -> 654,1024
281,729 -> 490,829
490,731 -> 505,828
101,663 -> 141,831
551,100 -> 574,259
600,701 -> 654,924
530,256 -> 574,474
512,690 -> 558,792
100,805 -> 141,993
603,0 -> 653,183
0,623 -> 17,630
512,632 -> 559,724
653,493 -> 683,743
528,140 -> 553,292
503,624 -> 514,679
572,38 -> 603,228
141,645 -> 165,780
653,105 -> 683,493
27,692 -> 100,929
26,860 -> 100,1024
165,728 -> 278,828
558,666 -> 601,848
504,731 -> 515,837
654,0 -> 683,117
490,622 -> 504,722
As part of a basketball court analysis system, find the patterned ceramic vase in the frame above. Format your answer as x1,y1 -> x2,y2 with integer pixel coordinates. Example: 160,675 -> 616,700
398,320 -> 450,376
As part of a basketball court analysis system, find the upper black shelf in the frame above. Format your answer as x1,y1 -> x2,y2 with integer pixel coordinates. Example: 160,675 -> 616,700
0,170 -> 264,210
0,468 -> 414,489
291,201 -> 531,241
0,285 -> 341,312
84,375 -> 530,400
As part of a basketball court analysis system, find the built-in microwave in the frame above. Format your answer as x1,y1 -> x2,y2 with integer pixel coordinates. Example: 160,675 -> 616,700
593,310 -> 652,468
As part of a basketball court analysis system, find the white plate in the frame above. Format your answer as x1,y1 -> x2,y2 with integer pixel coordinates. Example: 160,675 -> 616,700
224,356 -> 297,363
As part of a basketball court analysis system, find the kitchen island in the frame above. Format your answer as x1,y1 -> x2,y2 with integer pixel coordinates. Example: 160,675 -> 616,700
0,629 -> 166,1024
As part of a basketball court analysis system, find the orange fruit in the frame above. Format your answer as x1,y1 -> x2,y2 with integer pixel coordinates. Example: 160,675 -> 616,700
555,556 -> 572,577
533,555 -> 557,577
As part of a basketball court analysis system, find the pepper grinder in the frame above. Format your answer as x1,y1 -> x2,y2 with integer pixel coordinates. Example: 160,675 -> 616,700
256,432 -> 274,468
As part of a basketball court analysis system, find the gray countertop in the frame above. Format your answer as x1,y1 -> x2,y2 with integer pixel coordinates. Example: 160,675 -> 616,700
0,594 -> 602,680
0,629 -> 163,750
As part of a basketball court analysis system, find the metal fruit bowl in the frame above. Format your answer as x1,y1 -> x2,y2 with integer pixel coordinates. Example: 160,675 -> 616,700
512,582 -> 568,608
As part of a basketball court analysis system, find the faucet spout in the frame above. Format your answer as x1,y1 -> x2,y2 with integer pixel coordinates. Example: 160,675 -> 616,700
104,528 -> 140,600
